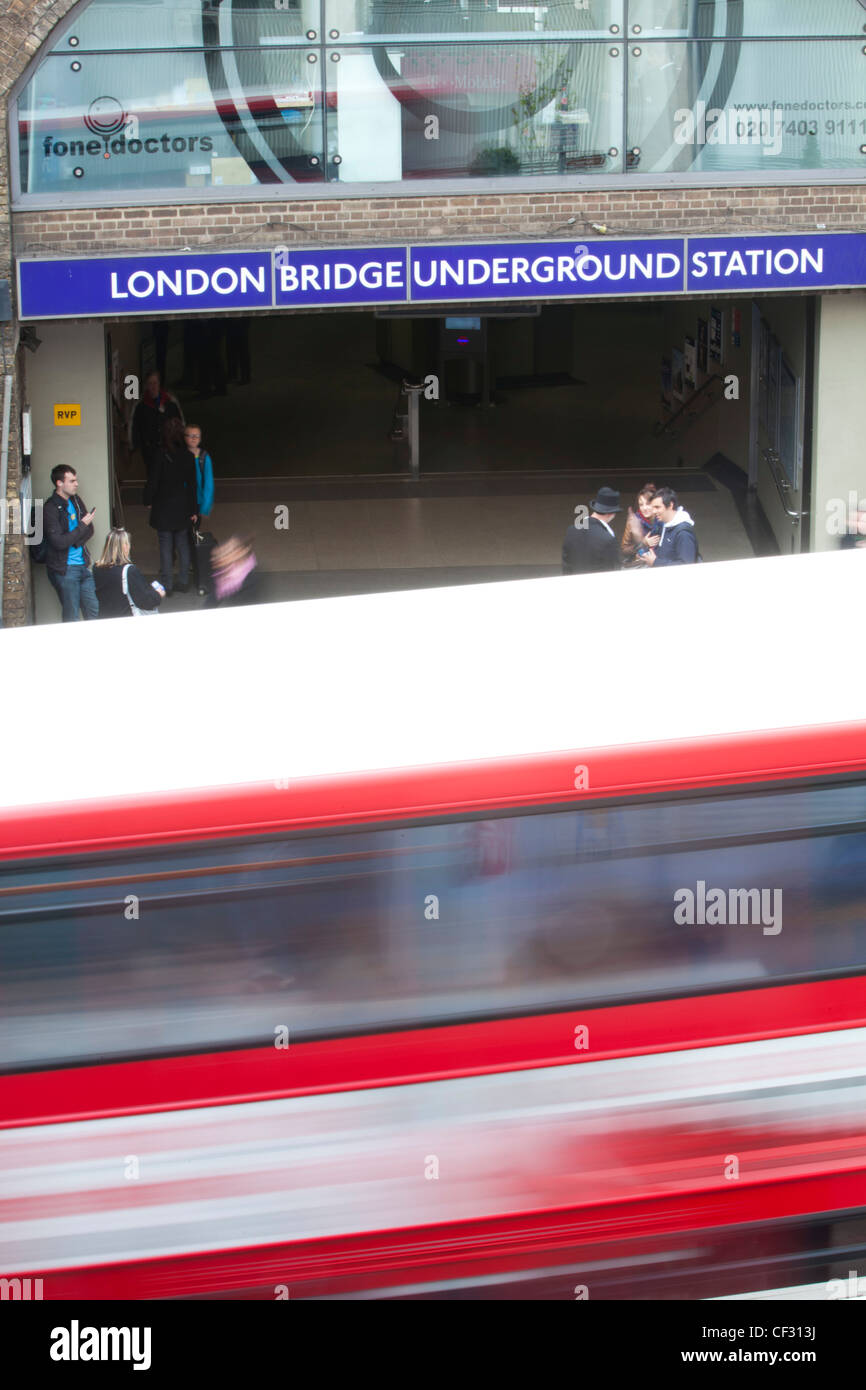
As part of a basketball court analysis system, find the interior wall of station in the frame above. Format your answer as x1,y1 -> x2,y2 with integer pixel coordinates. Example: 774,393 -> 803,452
812,293 -> 866,555
752,295 -> 809,554
659,298 -> 752,475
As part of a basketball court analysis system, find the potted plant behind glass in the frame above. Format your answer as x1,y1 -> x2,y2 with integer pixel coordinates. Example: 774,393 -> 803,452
470,146 -> 521,176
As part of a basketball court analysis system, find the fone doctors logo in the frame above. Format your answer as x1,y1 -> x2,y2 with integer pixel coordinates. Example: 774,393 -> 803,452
42,94 -> 213,163
83,96 -> 127,140
50,1321 -> 152,1371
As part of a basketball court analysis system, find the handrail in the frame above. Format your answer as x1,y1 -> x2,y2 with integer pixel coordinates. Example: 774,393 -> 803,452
762,447 -> 805,521
654,372 -> 726,438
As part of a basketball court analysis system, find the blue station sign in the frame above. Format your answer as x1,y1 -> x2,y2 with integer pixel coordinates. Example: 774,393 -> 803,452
17,233 -> 866,320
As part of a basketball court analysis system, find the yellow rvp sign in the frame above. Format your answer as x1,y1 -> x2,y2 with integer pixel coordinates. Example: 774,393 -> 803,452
54,403 -> 81,426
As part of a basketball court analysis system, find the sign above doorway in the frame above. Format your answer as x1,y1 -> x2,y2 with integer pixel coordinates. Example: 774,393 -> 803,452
17,233 -> 866,320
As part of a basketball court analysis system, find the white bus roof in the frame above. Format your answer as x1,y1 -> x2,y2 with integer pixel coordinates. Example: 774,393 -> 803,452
3,550 -> 865,812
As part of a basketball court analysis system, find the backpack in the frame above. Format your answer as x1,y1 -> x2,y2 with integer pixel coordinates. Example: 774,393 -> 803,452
26,497 -> 48,563
679,523 -> 703,564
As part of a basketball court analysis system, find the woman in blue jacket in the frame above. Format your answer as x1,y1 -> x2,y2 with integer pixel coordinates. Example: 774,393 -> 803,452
184,423 -> 215,595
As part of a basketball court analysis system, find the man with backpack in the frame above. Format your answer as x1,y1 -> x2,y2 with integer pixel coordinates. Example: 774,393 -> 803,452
638,487 -> 701,566
42,466 -> 99,621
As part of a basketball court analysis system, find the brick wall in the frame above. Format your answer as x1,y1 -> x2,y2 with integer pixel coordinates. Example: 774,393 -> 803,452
11,184 -> 866,259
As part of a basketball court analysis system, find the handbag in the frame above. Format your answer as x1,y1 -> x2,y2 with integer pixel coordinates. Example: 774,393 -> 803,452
122,564 -> 159,617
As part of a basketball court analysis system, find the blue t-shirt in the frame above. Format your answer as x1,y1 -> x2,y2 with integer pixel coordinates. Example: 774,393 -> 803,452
66,498 -> 83,566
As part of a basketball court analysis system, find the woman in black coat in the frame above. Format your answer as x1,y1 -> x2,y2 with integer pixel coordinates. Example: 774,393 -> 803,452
143,414 -> 198,594
93,528 -> 165,617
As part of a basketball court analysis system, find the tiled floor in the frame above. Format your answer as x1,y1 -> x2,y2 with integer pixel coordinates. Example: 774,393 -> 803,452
115,469 -> 755,614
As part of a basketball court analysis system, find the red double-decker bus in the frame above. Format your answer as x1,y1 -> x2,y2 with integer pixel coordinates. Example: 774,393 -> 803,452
1,552 -> 865,1299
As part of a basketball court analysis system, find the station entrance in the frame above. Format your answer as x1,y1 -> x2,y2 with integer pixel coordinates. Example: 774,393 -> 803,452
26,287 -> 831,622
103,292 -> 812,582
110,297 -> 805,486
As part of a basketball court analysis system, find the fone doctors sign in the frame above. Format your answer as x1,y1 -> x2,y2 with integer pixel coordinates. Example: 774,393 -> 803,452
17,234 -> 866,319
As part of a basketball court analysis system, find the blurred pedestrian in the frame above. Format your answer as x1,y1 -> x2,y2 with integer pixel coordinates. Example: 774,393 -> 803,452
93,528 -> 165,617
143,415 -> 198,594
562,487 -> 622,575
206,535 -> 260,607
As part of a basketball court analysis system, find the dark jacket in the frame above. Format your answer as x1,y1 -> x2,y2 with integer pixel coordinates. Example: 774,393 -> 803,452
132,392 -> 181,458
94,562 -> 163,618
654,508 -> 699,566
144,446 -> 198,532
204,566 -> 261,609
43,491 -> 94,575
562,516 -> 619,575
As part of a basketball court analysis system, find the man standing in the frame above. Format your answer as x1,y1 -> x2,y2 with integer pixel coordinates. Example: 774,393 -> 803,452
638,488 -> 699,566
562,487 -> 622,575
43,466 -> 99,621
131,371 -> 182,462
144,415 -> 198,595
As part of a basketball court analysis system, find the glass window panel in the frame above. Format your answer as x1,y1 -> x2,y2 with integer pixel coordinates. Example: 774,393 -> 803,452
327,41 -> 624,181
630,0 -> 866,37
16,1 -> 866,198
628,40 -> 866,174
55,0 -> 317,52
332,0 -> 624,40
17,50 -> 327,195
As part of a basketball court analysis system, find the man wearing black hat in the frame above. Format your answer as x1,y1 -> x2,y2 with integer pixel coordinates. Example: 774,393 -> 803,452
562,487 -> 622,575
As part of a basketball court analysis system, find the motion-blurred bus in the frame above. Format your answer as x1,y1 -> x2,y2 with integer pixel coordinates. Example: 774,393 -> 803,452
1,551 -> 865,1298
